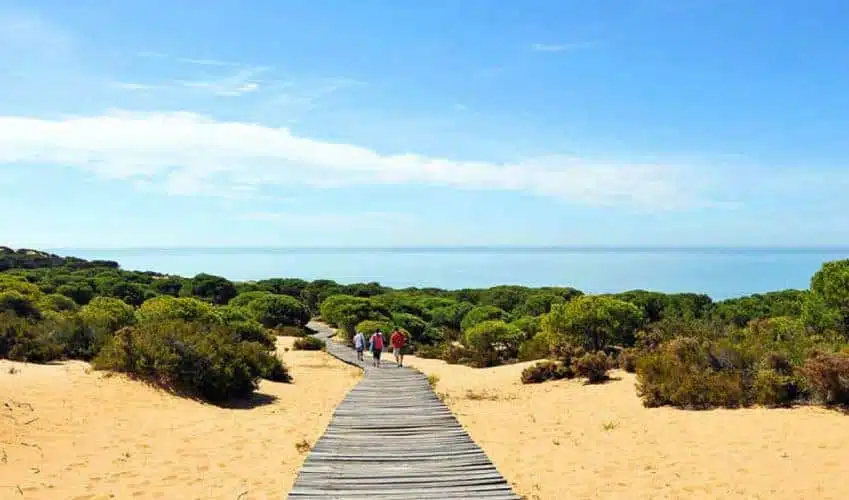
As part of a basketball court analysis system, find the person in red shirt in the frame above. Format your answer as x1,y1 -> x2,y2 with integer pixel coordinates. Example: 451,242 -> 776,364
390,328 -> 407,367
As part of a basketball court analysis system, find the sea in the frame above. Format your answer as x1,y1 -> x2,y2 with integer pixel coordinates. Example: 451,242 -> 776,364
48,247 -> 849,301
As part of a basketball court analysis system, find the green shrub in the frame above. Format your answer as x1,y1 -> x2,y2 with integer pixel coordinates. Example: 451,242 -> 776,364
0,312 -> 62,363
618,348 -> 638,373
216,305 -> 252,323
278,325 -> 309,337
543,296 -> 643,352
520,360 -> 572,384
229,291 -> 272,308
635,337 -> 749,409
231,320 -> 275,349
136,296 -> 218,325
93,320 -> 290,402
518,332 -> 550,362
415,344 -> 443,359
355,319 -> 392,337
440,343 -> 468,364
799,350 -> 849,405
293,336 -> 325,351
0,291 -> 42,320
464,320 -> 523,367
38,293 -> 80,313
510,315 -> 542,339
574,352 -> 611,383
460,306 -> 509,331
753,369 -> 800,407
246,294 -> 310,328
46,312 -> 98,360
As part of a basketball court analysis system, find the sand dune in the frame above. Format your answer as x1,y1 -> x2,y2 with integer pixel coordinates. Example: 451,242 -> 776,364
0,337 -> 360,500
403,355 -> 849,500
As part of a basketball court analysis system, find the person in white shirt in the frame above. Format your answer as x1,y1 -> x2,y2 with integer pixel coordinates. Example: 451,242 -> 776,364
353,331 -> 366,362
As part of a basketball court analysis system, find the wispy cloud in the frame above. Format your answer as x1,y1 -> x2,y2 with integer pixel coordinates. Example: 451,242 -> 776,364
136,51 -> 167,59
114,82 -> 160,91
0,111 -> 727,210
531,42 -> 597,52
176,57 -> 243,67
137,51 -> 244,68
237,211 -> 410,227
176,68 -> 264,97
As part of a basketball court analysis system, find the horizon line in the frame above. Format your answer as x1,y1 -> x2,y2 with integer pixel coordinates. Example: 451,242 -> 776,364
38,245 -> 849,254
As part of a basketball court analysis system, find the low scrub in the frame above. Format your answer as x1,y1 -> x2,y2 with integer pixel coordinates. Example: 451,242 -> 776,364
93,320 -> 291,402
521,360 -> 573,384
618,348 -> 638,373
277,325 -> 310,337
518,332 -> 550,362
574,351 -> 611,384
636,337 -> 752,409
0,312 -> 62,363
799,350 -> 849,405
293,336 -> 325,351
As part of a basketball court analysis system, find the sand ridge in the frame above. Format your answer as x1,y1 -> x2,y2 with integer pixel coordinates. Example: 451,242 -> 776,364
0,337 -> 361,500
403,355 -> 849,500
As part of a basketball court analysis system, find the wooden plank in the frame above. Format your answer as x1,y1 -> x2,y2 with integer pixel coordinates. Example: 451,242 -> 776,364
286,322 -> 520,499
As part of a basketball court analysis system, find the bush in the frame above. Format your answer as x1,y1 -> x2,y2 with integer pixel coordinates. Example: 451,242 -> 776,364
618,348 -> 638,373
293,336 -> 325,351
0,291 -> 42,319
464,320 -> 523,367
78,296 -> 136,354
46,312 -> 98,360
511,316 -> 542,340
231,320 -> 275,349
136,296 -> 218,325
460,306 -> 509,331
38,293 -> 80,313
521,360 -> 572,384
415,344 -> 443,359
753,369 -> 800,407
543,296 -> 643,352
518,332 -> 550,362
355,319 -> 392,337
93,320 -> 290,402
574,352 -> 611,383
636,338 -> 750,409
247,294 -> 310,328
799,350 -> 849,405
229,291 -> 273,308
278,325 -> 309,337
183,273 -> 238,305
440,343 -> 468,364
0,312 -> 62,362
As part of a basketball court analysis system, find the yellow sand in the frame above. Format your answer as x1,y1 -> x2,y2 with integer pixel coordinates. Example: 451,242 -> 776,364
403,355 -> 849,500
0,337 -> 360,500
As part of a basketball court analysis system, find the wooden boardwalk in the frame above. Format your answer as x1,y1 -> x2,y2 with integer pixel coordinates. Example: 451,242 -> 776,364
288,323 -> 520,499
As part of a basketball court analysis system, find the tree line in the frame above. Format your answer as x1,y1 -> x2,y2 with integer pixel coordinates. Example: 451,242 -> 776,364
2,246 -> 849,408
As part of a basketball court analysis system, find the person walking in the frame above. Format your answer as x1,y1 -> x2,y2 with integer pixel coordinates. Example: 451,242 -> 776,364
353,330 -> 366,362
390,328 -> 407,367
369,329 -> 385,367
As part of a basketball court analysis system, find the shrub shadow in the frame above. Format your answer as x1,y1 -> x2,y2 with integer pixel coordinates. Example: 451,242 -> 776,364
582,375 -> 623,386
217,392 -> 279,410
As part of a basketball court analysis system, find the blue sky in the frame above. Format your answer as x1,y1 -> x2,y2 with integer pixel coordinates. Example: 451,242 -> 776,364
1,0 -> 848,248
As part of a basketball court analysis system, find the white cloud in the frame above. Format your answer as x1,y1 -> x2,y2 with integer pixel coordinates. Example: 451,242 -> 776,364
531,42 -> 596,52
0,110 -> 716,210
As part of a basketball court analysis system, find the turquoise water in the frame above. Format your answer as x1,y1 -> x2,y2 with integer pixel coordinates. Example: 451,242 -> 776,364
51,247 -> 849,300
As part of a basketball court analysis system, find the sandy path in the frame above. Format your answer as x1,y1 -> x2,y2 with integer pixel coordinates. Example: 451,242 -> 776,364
404,355 -> 849,500
0,337 -> 361,500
